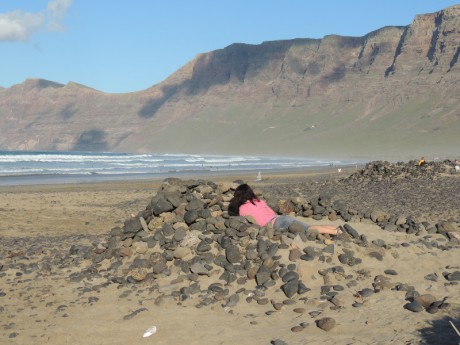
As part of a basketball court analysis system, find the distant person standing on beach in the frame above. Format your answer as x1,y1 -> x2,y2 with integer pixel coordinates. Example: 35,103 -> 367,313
228,184 -> 342,236
455,160 -> 460,172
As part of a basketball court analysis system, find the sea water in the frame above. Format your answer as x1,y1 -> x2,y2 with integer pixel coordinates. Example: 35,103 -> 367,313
0,151 -> 356,185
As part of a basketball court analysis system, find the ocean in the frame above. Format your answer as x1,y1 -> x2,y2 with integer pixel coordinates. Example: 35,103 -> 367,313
0,151 -> 358,186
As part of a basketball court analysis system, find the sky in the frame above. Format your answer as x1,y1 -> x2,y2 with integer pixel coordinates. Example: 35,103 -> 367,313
1,1 -> 459,94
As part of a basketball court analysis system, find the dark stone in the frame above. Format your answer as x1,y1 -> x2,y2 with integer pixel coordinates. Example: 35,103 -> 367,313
123,218 -> 143,234
320,285 -> 332,294
341,211 -> 353,222
343,224 -> 360,239
256,266 -> 272,286
405,290 -> 420,300
332,200 -> 348,214
219,235 -> 232,249
384,269 -> 398,275
150,197 -> 174,216
282,271 -> 299,283
225,245 -> 241,264
368,252 -> 384,261
338,254 -> 362,266
190,262 -> 209,275
323,244 -> 334,255
198,208 -> 212,219
123,307 -> 148,320
281,280 -> 299,298
173,228 -> 187,241
226,294 -> 240,307
267,243 -> 279,257
186,198 -> 205,211
184,210 -> 199,225
300,254 -> 315,261
359,288 -> 374,297
196,240 -> 212,252
152,261 -> 167,274
271,340 -> 288,345
383,224 -> 398,232
404,301 -> 424,312
446,271 -> 460,281
312,205 -> 327,215
424,273 -> 438,282
316,317 -> 336,331
426,305 -> 439,314
372,239 -> 386,247
161,223 -> 175,237
287,263 -> 297,271
298,281 -> 310,294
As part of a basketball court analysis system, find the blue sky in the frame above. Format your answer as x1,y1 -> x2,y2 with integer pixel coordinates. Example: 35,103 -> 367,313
1,1 -> 459,93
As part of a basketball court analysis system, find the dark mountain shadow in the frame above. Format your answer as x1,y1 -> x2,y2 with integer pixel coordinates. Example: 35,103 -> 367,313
307,61 -> 322,76
449,47 -> 460,69
331,35 -> 363,49
418,316 -> 460,345
138,85 -> 179,118
427,12 -> 443,63
385,26 -> 409,77
322,65 -> 346,83
72,129 -> 108,151
61,104 -> 78,120
137,39 -> 318,118
36,79 -> 65,89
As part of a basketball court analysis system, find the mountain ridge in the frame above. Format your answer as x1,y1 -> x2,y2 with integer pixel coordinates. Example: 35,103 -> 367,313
0,5 -> 459,159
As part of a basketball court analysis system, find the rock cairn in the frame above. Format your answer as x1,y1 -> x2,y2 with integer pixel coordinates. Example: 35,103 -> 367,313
67,175 -> 459,331
259,159 -> 460,232
343,159 -> 458,182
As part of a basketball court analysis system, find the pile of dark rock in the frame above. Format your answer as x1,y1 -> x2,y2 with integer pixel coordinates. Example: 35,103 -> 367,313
342,160 -> 457,182
259,159 -> 460,226
263,175 -> 459,242
75,178 -> 329,299
69,177 -> 458,325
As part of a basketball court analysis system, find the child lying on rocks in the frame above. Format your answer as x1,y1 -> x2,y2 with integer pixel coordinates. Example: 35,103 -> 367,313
228,183 -> 342,236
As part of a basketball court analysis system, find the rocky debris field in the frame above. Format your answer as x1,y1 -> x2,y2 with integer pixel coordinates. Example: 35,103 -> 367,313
259,160 -> 460,224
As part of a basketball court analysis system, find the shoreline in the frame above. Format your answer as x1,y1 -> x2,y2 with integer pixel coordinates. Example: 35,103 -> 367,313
0,165 -> 359,188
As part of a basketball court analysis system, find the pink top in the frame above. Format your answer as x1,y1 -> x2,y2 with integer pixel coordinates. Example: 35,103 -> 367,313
239,199 -> 277,227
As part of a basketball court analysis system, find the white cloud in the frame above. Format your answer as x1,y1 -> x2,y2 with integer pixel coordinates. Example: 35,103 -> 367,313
0,10 -> 45,41
47,0 -> 73,31
0,0 -> 73,42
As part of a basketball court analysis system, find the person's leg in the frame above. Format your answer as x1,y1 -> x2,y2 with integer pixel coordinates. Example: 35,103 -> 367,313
273,215 -> 298,230
308,225 -> 340,235
274,216 -> 340,235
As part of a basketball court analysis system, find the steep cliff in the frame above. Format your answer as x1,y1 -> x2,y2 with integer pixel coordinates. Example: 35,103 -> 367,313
0,5 -> 459,158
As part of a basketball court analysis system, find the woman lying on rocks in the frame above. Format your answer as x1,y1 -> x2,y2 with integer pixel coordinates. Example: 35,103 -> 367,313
228,183 -> 342,236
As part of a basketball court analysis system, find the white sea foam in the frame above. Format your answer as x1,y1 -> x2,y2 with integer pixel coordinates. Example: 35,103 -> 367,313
0,151 -> 357,179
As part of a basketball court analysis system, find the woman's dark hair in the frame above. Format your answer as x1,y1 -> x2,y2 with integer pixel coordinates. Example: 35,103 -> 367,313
228,184 -> 259,216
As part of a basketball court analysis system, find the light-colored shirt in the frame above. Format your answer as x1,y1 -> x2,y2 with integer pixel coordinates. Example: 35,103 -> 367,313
239,199 -> 277,227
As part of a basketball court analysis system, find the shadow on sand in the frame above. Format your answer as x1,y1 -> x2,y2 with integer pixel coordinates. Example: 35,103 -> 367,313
418,316 -> 460,345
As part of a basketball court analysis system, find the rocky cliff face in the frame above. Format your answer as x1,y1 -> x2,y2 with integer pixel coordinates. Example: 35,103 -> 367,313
0,5 -> 459,158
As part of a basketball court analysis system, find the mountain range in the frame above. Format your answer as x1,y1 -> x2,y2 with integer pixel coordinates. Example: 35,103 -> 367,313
1,5 -> 459,160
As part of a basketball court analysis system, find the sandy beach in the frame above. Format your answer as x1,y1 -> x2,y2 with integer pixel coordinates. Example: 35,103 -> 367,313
1,166 -> 459,345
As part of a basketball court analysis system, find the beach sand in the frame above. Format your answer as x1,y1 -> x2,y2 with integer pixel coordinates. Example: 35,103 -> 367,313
0,170 -> 459,345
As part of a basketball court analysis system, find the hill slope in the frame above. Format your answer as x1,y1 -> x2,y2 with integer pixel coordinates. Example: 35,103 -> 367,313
0,5 -> 459,160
